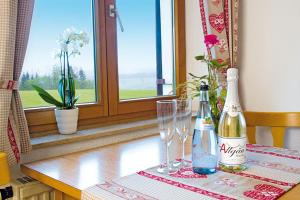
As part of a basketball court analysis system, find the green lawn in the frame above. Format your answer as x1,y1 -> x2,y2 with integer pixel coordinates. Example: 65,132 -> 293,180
20,89 -> 156,108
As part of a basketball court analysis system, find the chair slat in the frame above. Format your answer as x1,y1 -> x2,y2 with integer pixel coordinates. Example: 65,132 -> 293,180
271,127 -> 285,148
245,112 -> 300,127
246,126 -> 256,144
244,112 -> 298,147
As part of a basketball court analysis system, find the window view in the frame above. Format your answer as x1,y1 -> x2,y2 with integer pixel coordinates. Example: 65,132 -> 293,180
20,0 -> 96,108
116,0 -> 175,100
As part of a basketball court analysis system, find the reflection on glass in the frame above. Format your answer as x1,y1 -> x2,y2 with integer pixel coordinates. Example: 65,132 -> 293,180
20,0 -> 96,108
117,0 -> 175,100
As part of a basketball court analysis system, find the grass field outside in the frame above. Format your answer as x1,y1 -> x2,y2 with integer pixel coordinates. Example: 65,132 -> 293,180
20,89 -> 157,108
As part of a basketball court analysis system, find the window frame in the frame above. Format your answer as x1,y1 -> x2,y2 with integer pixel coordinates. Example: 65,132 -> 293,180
25,0 -> 186,135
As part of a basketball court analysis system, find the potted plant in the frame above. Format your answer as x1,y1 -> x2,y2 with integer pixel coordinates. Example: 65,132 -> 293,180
178,34 -> 228,131
32,28 -> 89,134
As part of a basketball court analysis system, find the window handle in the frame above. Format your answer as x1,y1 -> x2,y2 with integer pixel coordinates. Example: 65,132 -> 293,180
109,4 -> 124,32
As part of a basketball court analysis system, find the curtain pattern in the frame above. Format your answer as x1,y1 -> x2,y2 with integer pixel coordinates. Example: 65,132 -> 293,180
0,0 -> 34,165
199,0 -> 239,68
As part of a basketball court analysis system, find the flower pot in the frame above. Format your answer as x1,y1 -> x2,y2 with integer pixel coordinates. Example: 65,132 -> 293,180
54,108 -> 78,134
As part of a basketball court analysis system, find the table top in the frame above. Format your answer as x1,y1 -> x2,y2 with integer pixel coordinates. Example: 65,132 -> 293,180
21,135 -> 300,199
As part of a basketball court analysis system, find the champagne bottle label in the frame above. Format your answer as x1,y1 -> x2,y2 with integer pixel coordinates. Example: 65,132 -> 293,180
218,136 -> 246,165
223,104 -> 241,117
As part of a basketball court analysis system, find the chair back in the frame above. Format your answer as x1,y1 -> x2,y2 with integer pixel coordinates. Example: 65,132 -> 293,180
244,112 -> 300,147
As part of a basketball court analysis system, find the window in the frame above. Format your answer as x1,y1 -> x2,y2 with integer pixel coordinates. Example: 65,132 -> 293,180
24,0 -> 186,134
116,0 -> 175,99
21,0 -> 96,108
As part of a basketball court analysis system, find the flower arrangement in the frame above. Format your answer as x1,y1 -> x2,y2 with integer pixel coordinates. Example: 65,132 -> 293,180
179,34 -> 228,129
32,28 -> 89,109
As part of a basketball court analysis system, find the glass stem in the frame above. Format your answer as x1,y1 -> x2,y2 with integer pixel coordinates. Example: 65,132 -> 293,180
181,140 -> 185,164
166,143 -> 170,169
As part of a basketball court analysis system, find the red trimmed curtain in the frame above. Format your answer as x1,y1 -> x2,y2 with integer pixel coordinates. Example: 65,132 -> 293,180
0,0 -> 34,165
199,0 -> 239,68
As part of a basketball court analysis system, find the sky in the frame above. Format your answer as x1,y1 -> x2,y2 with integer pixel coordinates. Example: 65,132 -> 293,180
23,0 -> 174,84
23,0 -> 95,79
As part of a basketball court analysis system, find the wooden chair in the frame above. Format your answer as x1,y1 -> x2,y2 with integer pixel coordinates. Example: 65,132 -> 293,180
244,112 -> 300,148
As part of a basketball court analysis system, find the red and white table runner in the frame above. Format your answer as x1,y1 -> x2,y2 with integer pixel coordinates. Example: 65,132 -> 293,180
82,144 -> 300,200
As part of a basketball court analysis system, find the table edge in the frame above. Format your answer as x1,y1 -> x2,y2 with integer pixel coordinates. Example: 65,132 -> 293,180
21,164 -> 81,199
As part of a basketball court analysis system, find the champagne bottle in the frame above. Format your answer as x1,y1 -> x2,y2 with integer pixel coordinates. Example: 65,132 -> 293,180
218,68 -> 247,172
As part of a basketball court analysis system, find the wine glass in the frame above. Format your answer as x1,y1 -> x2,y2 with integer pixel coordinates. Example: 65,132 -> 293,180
174,98 -> 192,168
156,100 -> 177,174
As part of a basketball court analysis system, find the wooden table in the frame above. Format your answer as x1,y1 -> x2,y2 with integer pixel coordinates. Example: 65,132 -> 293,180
21,135 -> 300,200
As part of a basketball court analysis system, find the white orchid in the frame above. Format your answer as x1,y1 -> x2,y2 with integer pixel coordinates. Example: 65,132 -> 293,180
62,27 -> 77,41
60,42 -> 68,53
57,34 -> 68,53
79,31 -> 89,44
38,27 -> 89,110
54,27 -> 89,57
70,43 -> 80,57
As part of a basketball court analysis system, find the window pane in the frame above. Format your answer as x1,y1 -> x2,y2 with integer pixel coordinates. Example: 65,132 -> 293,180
20,0 -> 96,108
116,0 -> 175,100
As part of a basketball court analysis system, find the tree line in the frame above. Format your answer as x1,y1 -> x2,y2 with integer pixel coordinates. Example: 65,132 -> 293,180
20,66 -> 94,90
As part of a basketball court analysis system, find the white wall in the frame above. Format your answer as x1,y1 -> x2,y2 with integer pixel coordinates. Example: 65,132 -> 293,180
185,0 -> 300,150
185,0 -> 207,110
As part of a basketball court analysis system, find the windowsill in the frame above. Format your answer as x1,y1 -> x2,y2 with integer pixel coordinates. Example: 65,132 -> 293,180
24,116 -> 196,164
31,119 -> 158,149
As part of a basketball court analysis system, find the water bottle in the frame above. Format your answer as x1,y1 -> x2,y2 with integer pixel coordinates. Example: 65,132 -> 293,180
192,84 -> 217,174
